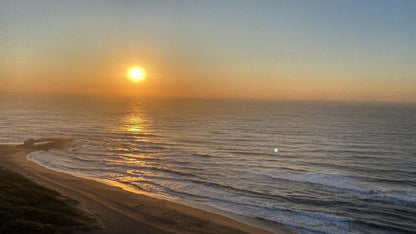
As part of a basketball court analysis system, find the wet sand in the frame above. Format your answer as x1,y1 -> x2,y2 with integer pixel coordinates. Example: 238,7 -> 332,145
0,139 -> 292,233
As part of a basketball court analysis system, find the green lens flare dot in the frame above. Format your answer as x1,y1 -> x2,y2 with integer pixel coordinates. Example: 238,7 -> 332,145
274,148 -> 279,153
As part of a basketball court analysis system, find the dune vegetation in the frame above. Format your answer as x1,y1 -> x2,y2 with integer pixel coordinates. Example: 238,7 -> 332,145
0,166 -> 97,234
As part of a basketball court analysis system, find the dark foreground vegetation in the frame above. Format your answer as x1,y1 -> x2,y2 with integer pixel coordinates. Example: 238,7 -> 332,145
0,166 -> 97,234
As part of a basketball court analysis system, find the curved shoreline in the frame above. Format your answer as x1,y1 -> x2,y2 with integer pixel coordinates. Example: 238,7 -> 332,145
26,151 -> 290,233
1,140 -> 292,233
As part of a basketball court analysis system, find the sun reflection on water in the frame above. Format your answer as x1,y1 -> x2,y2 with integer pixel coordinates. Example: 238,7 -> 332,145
116,110 -> 165,189
120,112 -> 148,135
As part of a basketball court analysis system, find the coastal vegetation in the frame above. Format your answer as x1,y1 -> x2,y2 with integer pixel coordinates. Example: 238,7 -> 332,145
0,166 -> 97,234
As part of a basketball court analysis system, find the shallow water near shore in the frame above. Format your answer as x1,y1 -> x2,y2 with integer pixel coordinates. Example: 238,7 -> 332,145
1,95 -> 415,233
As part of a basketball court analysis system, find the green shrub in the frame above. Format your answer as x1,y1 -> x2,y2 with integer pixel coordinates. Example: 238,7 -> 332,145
0,167 -> 97,234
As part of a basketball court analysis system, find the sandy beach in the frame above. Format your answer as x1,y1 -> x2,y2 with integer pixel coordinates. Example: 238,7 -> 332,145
0,140 -> 292,234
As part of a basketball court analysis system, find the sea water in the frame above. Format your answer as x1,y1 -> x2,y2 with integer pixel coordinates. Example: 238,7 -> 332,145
1,95 -> 415,233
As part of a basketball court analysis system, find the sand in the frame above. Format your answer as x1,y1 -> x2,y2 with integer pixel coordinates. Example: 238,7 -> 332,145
0,140 -> 292,234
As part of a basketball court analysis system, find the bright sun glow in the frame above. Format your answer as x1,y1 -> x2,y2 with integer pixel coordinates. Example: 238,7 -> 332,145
128,66 -> 146,82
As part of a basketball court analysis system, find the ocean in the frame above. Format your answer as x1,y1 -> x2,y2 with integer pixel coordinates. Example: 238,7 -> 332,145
1,95 -> 415,233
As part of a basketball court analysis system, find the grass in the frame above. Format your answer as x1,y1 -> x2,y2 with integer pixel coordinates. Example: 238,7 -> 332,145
0,166 -> 97,234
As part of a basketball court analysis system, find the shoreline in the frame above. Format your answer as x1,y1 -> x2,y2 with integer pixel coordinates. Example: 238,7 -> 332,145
1,140 -> 292,233
26,154 -> 288,233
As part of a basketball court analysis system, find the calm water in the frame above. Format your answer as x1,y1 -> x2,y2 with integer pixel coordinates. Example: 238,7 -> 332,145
1,96 -> 415,233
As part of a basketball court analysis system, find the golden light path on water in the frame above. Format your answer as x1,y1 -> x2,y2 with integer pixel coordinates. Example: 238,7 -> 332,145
116,110 -> 174,192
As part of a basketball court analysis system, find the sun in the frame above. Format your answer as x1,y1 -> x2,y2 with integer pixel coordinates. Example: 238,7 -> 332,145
127,66 -> 146,82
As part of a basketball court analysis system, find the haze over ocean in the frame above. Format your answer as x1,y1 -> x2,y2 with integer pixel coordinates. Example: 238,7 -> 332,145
1,1 -> 415,102
2,1 -> 416,233
1,96 -> 415,233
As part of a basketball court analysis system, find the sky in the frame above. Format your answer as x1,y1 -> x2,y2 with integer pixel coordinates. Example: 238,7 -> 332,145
1,0 -> 415,102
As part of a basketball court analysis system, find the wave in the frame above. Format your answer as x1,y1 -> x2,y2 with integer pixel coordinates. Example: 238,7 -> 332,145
191,153 -> 214,158
160,185 -> 356,234
26,149 -> 414,233
59,129 -> 160,138
264,171 -> 416,205
144,166 -> 200,178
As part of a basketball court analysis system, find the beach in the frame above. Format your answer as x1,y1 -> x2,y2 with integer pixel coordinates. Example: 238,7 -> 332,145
2,1 -> 416,233
0,139 -> 291,234
1,98 -> 415,233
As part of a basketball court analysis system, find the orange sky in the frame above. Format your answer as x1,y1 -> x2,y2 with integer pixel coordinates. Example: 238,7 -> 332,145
1,1 -> 415,103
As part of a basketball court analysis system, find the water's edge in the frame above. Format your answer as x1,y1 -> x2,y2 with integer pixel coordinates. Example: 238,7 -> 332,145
26,150 -> 289,233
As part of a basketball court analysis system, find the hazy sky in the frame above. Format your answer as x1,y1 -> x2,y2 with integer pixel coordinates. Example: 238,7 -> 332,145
1,0 -> 415,102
